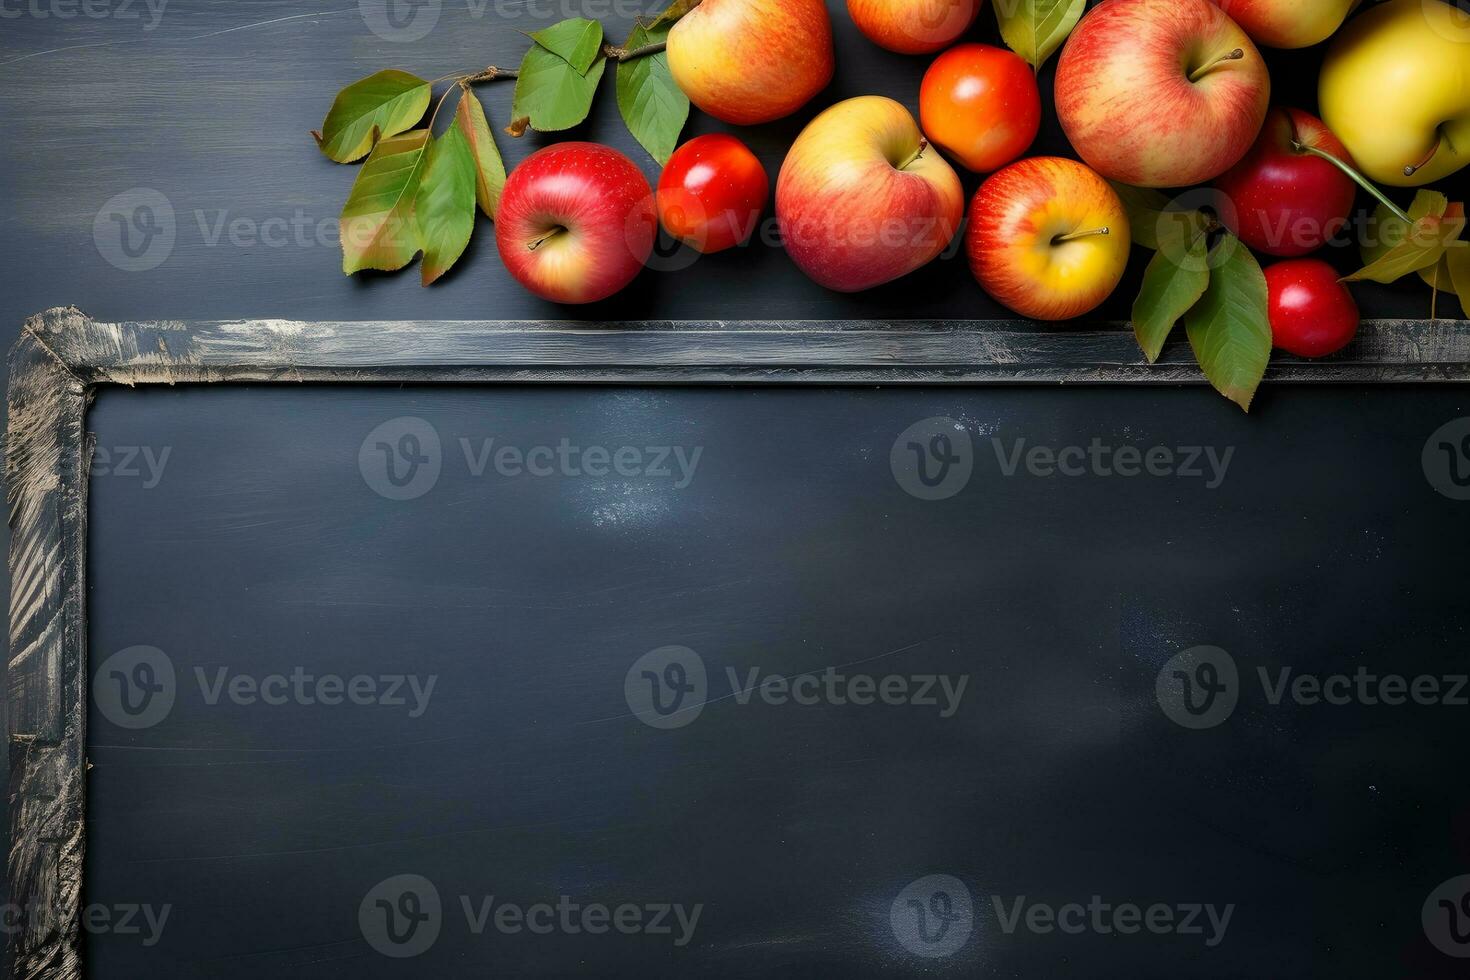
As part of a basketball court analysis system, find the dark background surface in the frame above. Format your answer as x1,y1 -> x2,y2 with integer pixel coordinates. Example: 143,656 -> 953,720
1,0 -> 1468,975
83,383 -> 1470,977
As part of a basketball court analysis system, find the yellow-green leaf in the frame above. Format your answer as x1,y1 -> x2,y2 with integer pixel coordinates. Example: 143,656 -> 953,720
1133,231 -> 1210,363
508,44 -> 607,134
313,70 -> 430,164
455,90 -> 506,219
996,0 -> 1086,69
1184,235 -> 1271,412
413,125 -> 477,286
528,18 -> 604,74
1346,196 -> 1462,284
616,21 -> 687,165
340,130 -> 428,275
1444,240 -> 1470,315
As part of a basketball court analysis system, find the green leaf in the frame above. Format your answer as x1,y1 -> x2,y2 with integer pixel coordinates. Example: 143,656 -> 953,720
995,0 -> 1086,69
528,18 -> 604,74
615,22 -> 688,165
649,0 -> 702,29
455,89 -> 506,219
313,70 -> 430,164
507,44 -> 608,135
1132,231 -> 1210,363
340,129 -> 428,275
413,125 -> 477,286
1184,235 -> 1271,412
1346,194 -> 1462,284
1108,182 -> 1171,250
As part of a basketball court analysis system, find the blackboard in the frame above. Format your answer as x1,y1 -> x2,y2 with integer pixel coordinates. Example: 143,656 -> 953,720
7,311 -> 1470,978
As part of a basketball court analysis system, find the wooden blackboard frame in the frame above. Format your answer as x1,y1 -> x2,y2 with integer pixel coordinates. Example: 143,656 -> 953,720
5,304 -> 1467,978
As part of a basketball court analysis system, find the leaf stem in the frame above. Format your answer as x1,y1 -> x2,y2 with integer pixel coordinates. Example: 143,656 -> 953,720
1188,48 -> 1243,83
466,65 -> 518,83
604,39 -> 668,62
1290,140 -> 1411,224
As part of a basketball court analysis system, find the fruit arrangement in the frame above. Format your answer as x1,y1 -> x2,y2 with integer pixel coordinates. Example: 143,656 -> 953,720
313,0 -> 1470,410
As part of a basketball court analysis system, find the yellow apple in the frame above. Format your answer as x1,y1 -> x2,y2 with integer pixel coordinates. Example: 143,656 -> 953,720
965,157 -> 1131,321
1212,0 -> 1358,49
1319,0 -> 1470,187
668,0 -> 835,126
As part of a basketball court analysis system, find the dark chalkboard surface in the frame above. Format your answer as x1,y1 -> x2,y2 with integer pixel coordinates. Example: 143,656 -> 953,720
81,382 -> 1470,978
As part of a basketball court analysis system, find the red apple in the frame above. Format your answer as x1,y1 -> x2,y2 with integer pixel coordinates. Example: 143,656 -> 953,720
1214,107 -> 1357,257
668,0 -> 834,126
1265,259 -> 1359,357
776,96 -> 964,292
495,143 -> 655,305
966,157 -> 1131,321
1055,0 -> 1270,188
657,134 -> 769,254
847,0 -> 983,55
920,43 -> 1040,174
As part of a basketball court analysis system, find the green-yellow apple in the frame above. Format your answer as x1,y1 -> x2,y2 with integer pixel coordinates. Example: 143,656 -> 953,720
668,0 -> 834,126
1055,0 -> 1270,188
1319,0 -> 1470,187
1211,0 -> 1358,49
776,96 -> 963,292
965,157 -> 1131,321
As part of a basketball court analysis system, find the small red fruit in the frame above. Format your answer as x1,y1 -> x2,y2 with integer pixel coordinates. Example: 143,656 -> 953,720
919,44 -> 1041,174
1213,107 -> 1357,258
657,134 -> 769,254
1265,259 -> 1360,358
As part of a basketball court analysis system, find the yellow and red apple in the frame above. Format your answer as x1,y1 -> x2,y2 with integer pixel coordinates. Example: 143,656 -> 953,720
776,96 -> 964,292
1319,0 -> 1470,187
1055,0 -> 1270,188
668,0 -> 835,126
848,0 -> 983,55
1212,0 -> 1358,49
966,157 -> 1131,321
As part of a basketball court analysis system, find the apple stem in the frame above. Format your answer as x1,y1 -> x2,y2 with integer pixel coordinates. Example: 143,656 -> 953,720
897,139 -> 928,171
1187,48 -> 1244,83
526,227 -> 567,251
1404,133 -> 1445,178
1055,227 -> 1110,243
1290,139 -> 1412,224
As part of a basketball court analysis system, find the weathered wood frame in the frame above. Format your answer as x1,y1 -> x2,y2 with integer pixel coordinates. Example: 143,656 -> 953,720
5,305 -> 1468,978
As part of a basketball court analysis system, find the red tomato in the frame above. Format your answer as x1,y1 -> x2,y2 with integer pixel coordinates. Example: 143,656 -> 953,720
1265,259 -> 1360,358
919,44 -> 1041,174
657,134 -> 769,254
